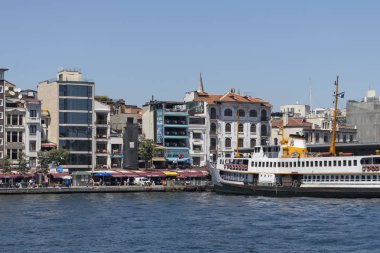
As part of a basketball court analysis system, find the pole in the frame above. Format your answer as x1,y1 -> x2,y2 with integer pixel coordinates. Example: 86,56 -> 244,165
329,76 -> 339,156
235,110 -> 240,158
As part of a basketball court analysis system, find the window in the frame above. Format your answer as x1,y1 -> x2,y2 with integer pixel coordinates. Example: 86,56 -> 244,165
250,124 -> 256,133
238,138 -> 244,148
238,109 -> 245,117
210,123 -> 216,135
238,123 -> 244,133
29,141 -> 36,152
354,160 -> 357,166
59,126 -> 92,138
315,133 -> 319,143
210,108 -> 217,119
193,132 -> 202,139
0,125 -> 2,133
250,138 -> 256,148
249,110 -> 257,117
0,151 -> 3,159
0,86 -> 3,93
210,138 -> 216,150
225,123 -> 231,133
0,112 -> 3,119
261,109 -> 267,121
59,112 -> 92,124
0,99 -> 3,106
225,138 -> 231,148
30,109 -> 37,118
261,125 -> 268,136
59,140 -> 92,152
59,84 -> 93,97
30,125 -> 37,135
59,98 -> 92,111
224,108 -> 232,117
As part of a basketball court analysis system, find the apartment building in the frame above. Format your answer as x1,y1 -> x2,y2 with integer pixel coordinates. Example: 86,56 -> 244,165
38,69 -> 95,171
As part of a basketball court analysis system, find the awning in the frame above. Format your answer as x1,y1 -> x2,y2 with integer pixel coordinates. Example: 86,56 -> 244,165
93,172 -> 111,177
177,171 -> 206,178
152,157 -> 166,162
50,173 -> 70,179
163,171 -> 179,177
41,142 -> 57,148
0,174 -> 22,178
137,172 -> 166,178
110,171 -> 138,177
72,171 -> 92,176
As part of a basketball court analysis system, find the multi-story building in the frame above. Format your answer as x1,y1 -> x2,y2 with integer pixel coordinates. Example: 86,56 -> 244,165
94,100 -> 110,170
0,69 -> 7,162
347,90 -> 380,143
142,100 -> 190,167
184,77 -> 272,162
38,69 -> 95,171
4,83 -> 42,169
280,104 -> 310,118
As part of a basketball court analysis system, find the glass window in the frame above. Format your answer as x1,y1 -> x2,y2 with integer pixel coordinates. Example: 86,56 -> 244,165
225,138 -> 231,148
238,109 -> 245,117
67,154 -> 92,165
250,124 -> 256,133
29,141 -> 36,152
238,138 -> 244,148
59,98 -> 92,111
29,125 -> 37,135
250,138 -> 256,148
59,140 -> 92,152
59,84 -> 93,97
225,123 -> 231,133
210,108 -> 216,119
348,160 -> 352,166
238,123 -> 244,133
338,161 -> 341,166
343,160 -> 347,166
30,109 -> 37,117
249,110 -> 257,117
59,112 -> 92,124
59,126 -> 92,138
333,161 -> 337,166
224,109 -> 232,117
354,160 -> 357,166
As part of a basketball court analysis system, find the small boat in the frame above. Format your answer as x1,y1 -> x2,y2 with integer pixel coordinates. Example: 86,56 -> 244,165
209,77 -> 380,197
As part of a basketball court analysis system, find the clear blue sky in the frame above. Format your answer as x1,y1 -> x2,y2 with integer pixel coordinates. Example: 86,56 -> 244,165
1,0 -> 380,110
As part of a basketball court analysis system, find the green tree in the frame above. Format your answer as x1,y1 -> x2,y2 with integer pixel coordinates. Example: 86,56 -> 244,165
138,138 -> 156,169
1,156 -> 12,174
16,152 -> 29,175
37,148 -> 69,173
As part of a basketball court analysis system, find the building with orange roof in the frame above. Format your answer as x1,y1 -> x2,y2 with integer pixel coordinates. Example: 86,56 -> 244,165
184,74 -> 272,163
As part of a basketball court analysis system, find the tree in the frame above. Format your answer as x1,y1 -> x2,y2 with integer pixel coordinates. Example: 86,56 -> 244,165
1,156 -> 12,174
138,138 -> 156,169
37,148 -> 69,173
16,152 -> 29,175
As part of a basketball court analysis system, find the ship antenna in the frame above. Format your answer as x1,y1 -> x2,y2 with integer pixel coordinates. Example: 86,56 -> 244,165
235,110 -> 240,158
329,76 -> 339,156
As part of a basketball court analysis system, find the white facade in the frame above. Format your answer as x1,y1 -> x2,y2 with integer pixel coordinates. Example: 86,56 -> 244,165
94,100 -> 111,170
280,104 -> 310,118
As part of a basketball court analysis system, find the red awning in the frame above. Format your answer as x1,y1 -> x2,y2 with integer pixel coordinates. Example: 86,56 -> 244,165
137,172 -> 166,178
50,173 -> 70,179
110,171 -> 138,177
0,174 -> 22,178
41,143 -> 57,148
177,171 -> 206,178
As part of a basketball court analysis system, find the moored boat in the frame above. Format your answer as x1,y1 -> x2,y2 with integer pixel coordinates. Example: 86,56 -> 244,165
209,77 -> 380,197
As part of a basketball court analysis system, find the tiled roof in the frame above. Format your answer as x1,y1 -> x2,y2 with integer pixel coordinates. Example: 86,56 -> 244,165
272,118 -> 313,128
194,91 -> 271,107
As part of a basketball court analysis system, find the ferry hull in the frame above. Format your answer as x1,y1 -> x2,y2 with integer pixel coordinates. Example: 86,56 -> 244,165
214,182 -> 380,198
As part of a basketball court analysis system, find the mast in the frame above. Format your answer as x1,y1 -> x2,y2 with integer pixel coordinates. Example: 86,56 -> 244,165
329,76 -> 339,156
235,110 -> 240,158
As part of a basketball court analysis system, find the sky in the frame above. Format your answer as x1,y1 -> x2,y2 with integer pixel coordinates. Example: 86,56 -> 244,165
1,0 -> 380,110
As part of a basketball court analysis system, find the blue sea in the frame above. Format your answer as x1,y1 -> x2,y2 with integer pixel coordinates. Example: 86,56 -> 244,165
1,192 -> 380,252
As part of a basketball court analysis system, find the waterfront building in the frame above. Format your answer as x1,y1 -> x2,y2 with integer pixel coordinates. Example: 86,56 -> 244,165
142,100 -> 190,167
0,69 -> 7,161
280,104 -> 310,118
38,69 -> 95,171
94,100 -> 111,170
4,83 -> 42,169
184,76 -> 272,163
347,90 -> 380,143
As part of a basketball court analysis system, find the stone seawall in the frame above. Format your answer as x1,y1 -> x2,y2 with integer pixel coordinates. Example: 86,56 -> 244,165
0,185 -> 213,195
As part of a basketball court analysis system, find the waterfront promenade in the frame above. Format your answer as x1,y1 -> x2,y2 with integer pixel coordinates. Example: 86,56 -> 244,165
0,184 -> 213,195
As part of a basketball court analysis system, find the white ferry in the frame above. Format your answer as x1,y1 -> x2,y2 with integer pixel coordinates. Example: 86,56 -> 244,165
209,77 -> 380,197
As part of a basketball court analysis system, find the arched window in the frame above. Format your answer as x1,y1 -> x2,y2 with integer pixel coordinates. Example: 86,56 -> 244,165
250,124 -> 256,133
238,109 -> 245,117
210,138 -> 216,150
210,123 -> 216,135
274,138 -> 278,146
224,108 -> 232,117
261,124 -> 267,136
225,123 -> 231,133
261,109 -> 267,121
249,110 -> 257,117
250,138 -> 256,148
225,138 -> 231,148
238,123 -> 244,133
210,108 -> 216,119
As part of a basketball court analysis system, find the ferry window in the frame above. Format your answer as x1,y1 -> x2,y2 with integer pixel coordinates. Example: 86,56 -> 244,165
321,175 -> 325,180
355,175 -> 359,181
315,161 -> 318,167
278,162 -> 281,168
333,161 -> 337,166
319,161 -> 322,167
340,175 -> 344,180
343,160 -> 347,166
282,162 -> 285,167
373,175 -> 378,181
345,176 -> 349,181
326,175 -> 330,181
285,162 -> 288,167
354,160 -> 357,166
297,161 -> 301,167
308,175 -> 311,180
289,162 -> 292,168
329,161 -> 332,167
317,176 -> 320,181
302,161 -> 305,167
324,161 -> 327,166
258,162 -> 261,167
367,175 -> 371,181
305,161 -> 309,167
361,175 -> 365,181
273,162 -> 276,167
313,175 -> 316,180
351,175 -> 355,181
338,161 -> 341,166
266,162 -> 269,167
294,162 -> 297,167
374,158 -> 380,164
251,162 -> 254,167
270,162 -> 272,167
348,160 -> 352,166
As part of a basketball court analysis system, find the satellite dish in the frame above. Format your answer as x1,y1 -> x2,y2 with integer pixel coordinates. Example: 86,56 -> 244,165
9,91 -> 15,96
